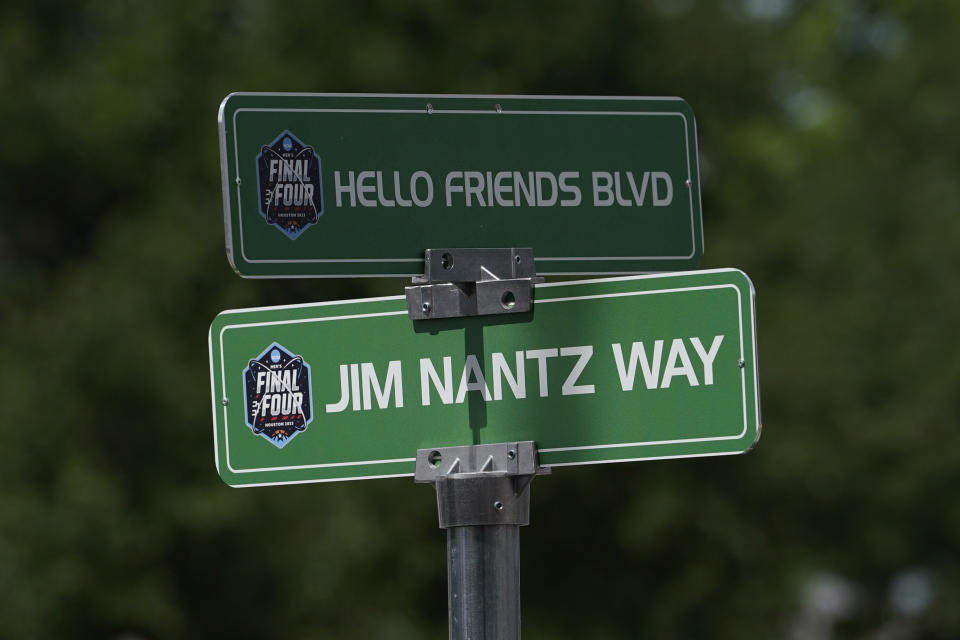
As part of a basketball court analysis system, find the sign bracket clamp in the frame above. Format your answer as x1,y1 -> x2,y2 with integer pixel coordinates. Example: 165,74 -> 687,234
414,441 -> 548,529
406,251 -> 547,637
405,248 -> 542,320
415,441 -> 548,639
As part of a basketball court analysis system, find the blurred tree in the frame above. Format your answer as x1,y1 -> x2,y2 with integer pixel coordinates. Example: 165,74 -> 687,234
1,1 -> 958,638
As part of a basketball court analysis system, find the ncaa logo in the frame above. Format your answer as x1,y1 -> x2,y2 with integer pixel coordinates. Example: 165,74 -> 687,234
243,343 -> 314,448
256,130 -> 324,239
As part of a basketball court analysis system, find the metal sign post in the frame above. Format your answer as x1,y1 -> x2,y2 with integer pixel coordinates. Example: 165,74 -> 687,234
407,249 -> 546,639
415,441 -> 546,640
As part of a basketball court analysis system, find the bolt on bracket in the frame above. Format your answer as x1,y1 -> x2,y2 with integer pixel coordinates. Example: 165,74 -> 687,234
405,248 -> 542,320
415,441 -> 548,528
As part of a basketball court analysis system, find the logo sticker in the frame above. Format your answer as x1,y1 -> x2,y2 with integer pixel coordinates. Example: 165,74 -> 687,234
256,131 -> 324,239
243,343 -> 313,448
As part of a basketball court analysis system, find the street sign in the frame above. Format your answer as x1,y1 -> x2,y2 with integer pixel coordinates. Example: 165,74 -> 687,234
218,93 -> 704,278
209,269 -> 759,487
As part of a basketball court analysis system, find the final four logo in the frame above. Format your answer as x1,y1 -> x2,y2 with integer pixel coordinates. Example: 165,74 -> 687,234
256,131 -> 324,239
243,343 -> 313,448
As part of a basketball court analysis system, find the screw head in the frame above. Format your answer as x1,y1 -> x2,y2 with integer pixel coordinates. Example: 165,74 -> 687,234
235,177 -> 241,186
426,103 -> 434,114
685,179 -> 692,187
494,501 -> 505,511
737,359 -> 745,368
507,449 -> 516,460
422,301 -> 431,313
222,398 -> 229,406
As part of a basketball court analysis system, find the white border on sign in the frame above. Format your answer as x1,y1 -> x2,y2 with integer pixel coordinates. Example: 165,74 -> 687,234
218,93 -> 703,277
211,271 -> 757,480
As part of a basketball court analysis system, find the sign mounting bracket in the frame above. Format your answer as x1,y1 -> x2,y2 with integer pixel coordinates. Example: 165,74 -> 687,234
405,248 -> 543,320
415,441 -> 548,639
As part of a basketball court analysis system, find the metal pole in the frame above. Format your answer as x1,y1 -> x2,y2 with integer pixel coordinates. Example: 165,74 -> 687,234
415,442 -> 542,640
405,250 -> 544,638
447,519 -> 521,639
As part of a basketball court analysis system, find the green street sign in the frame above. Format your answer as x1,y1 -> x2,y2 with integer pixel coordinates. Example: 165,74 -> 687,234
209,269 -> 759,487
218,93 -> 704,277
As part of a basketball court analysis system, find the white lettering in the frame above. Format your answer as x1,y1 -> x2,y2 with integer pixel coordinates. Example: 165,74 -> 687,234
411,171 -> 434,207
464,171 -> 486,207
420,356 -> 453,405
356,171 -> 377,207
560,345 -> 595,396
515,171 -> 536,207
613,172 -> 632,206
350,363 -> 361,410
558,171 -> 581,207
361,360 -> 404,410
255,371 -> 267,394
493,171 -> 514,207
445,171 -> 464,207
492,351 -> 526,401
652,171 -> 673,206
526,348 -> 558,397
612,341 -> 664,391
535,171 -> 558,206
393,172 -> 412,207
375,172 -> 395,207
592,171 -> 614,206
334,171 -> 356,207
661,338 -> 698,388
690,335 -> 724,386
626,171 -> 649,206
325,364 -> 350,413
456,354 -> 492,403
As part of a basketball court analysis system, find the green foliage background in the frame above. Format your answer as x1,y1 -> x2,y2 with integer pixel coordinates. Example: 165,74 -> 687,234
1,1 -> 958,638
